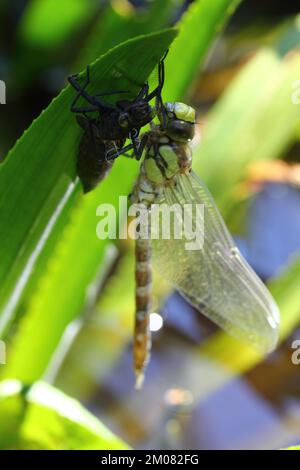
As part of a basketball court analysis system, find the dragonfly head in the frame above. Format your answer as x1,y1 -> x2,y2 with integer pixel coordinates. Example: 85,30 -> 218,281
161,102 -> 196,142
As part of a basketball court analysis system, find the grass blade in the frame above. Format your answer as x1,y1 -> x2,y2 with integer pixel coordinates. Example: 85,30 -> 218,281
0,380 -> 130,449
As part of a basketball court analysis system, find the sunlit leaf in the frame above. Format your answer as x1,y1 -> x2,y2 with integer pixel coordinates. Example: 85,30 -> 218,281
194,17 -> 300,216
164,0 -> 242,101
0,380 -> 130,450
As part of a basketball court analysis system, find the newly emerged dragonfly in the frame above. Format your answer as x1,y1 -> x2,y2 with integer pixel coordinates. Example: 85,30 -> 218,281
68,57 -> 166,192
130,102 -> 280,387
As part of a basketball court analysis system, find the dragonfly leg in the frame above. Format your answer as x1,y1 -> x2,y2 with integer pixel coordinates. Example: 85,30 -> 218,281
69,66 -> 95,112
144,52 -> 167,102
105,143 -> 135,161
134,133 -> 149,161
134,236 -> 152,388
69,65 -> 116,113
130,128 -> 141,158
135,83 -> 149,101
145,52 -> 168,127
104,132 -> 149,162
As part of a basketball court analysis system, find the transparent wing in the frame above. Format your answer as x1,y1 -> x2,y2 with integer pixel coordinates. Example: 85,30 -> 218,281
151,171 -> 280,353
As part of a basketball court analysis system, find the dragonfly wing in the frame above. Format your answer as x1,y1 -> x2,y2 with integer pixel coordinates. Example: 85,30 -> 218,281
151,171 -> 280,353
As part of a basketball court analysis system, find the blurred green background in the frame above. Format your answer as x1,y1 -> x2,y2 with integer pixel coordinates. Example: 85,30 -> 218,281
1,0 -> 300,450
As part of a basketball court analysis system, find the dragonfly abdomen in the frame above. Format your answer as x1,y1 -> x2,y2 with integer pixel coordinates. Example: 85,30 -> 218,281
134,236 -> 152,388
131,165 -> 161,207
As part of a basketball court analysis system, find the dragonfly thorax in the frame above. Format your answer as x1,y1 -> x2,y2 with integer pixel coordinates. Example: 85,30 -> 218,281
144,133 -> 192,185
132,102 -> 195,207
132,131 -> 192,207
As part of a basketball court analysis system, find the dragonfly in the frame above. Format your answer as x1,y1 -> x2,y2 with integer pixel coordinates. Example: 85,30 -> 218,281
130,101 -> 280,388
68,56 -> 166,192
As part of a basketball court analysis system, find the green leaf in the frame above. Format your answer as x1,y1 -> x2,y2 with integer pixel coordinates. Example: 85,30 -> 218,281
0,380 -> 130,450
164,0 -> 242,101
282,446 -> 300,450
11,0 -> 100,92
76,0 -> 179,69
193,18 -> 300,216
19,0 -> 97,48
268,256 -> 300,341
55,250 -> 136,396
0,28 -> 177,338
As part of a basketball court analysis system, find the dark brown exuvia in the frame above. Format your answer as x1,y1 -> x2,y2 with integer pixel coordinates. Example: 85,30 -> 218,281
68,56 -> 167,192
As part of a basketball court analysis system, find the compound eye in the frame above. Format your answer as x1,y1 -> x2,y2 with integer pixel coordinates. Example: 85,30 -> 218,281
167,120 -> 195,142
119,113 -> 130,128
